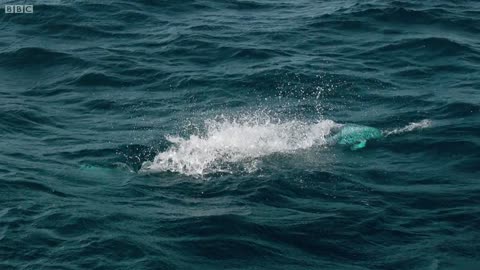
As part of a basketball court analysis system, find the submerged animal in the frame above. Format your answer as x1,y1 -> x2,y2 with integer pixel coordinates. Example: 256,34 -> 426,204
327,124 -> 383,150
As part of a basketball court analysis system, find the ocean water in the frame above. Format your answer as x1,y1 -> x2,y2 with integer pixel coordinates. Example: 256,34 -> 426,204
1,0 -> 479,269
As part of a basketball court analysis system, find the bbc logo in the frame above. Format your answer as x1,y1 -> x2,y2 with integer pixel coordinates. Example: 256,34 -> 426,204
5,5 -> 34,13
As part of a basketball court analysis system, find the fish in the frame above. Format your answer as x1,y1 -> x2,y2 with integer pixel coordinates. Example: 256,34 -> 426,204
327,124 -> 383,150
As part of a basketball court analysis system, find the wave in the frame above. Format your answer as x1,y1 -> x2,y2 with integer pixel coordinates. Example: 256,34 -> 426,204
362,37 -> 476,58
350,7 -> 438,24
433,102 -> 480,118
0,106 -> 65,134
70,72 -> 141,87
0,47 -> 86,68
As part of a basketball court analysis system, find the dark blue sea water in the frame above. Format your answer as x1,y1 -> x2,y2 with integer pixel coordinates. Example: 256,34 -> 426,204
1,0 -> 480,269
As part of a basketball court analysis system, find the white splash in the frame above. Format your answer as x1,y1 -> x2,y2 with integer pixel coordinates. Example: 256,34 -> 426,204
383,119 -> 432,136
140,116 -> 340,176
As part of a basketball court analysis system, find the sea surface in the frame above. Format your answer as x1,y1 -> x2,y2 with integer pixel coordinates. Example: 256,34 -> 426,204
1,0 -> 480,269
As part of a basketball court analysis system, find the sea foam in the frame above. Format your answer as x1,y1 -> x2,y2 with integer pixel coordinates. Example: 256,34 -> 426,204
141,115 -> 340,176
141,116 -> 432,176
383,119 -> 432,136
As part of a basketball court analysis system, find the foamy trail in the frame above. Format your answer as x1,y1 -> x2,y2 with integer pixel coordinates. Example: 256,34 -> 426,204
140,117 -> 432,176
140,116 -> 341,176
382,119 -> 432,137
